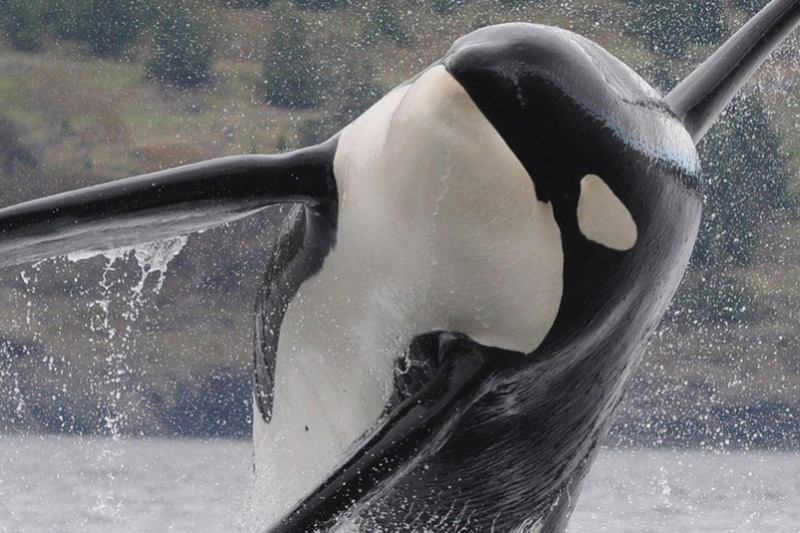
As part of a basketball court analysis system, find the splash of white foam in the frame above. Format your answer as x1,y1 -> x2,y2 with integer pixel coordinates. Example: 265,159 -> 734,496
130,237 -> 188,293
66,236 -> 187,290
64,237 -> 188,439
66,236 -> 187,316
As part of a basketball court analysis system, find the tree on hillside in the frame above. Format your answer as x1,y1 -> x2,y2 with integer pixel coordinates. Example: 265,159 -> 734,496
1,0 -> 44,52
262,16 -> 322,109
146,1 -> 213,88
231,0 -> 274,7
44,0 -> 150,57
730,0 -> 761,16
497,0 -> 536,6
292,0 -> 348,10
294,55 -> 381,146
430,0 -> 467,15
694,93 -> 790,269
688,1 -> 727,46
635,0 -> 694,58
366,0 -> 413,47
635,0 -> 727,57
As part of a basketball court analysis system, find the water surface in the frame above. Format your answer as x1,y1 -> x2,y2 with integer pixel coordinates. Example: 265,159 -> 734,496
1,435 -> 797,532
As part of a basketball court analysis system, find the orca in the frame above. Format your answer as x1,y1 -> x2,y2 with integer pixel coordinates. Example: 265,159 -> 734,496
1,0 -> 799,531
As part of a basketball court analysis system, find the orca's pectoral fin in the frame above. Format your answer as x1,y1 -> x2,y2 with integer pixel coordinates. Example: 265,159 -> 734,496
0,139 -> 337,268
267,333 -> 499,533
665,0 -> 800,143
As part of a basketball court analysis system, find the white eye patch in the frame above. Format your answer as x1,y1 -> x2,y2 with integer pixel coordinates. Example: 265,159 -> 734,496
576,174 -> 637,251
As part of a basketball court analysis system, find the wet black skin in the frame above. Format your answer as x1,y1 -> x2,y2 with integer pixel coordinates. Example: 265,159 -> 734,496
259,25 -> 702,533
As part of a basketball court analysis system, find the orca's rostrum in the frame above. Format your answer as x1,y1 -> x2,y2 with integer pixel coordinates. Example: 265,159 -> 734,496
1,1 -> 799,531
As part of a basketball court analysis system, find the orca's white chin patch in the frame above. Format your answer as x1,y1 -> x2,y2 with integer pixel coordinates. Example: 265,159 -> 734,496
576,174 -> 637,250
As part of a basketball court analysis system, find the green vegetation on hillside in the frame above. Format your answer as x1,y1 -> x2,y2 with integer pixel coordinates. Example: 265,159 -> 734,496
1,0 -> 799,445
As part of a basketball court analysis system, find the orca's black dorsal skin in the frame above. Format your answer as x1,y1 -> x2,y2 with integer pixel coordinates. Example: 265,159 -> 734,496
265,25 -> 702,533
1,1 -> 799,532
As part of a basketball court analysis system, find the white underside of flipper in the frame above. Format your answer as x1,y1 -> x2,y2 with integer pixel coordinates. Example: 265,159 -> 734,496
252,66 -> 564,525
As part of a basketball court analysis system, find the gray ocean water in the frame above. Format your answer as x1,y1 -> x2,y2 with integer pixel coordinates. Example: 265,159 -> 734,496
0,435 -> 798,533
